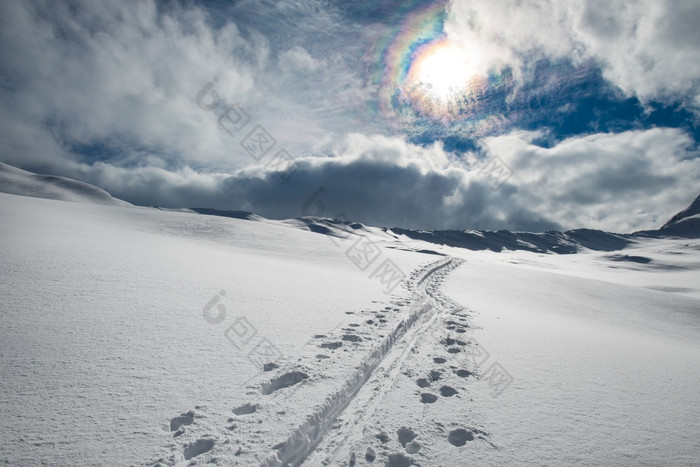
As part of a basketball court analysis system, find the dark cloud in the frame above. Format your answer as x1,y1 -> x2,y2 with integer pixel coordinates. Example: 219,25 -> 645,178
27,130 -> 692,233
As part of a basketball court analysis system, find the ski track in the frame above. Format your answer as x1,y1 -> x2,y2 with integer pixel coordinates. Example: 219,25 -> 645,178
149,257 -> 471,466
308,259 -> 497,466
305,259 -> 460,465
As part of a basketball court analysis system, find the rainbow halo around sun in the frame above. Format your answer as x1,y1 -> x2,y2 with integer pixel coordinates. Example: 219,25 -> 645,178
402,36 -> 488,119
372,2 -> 511,136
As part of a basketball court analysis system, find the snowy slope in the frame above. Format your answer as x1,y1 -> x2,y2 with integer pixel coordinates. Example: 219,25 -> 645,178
662,194 -> 700,229
654,194 -> 700,238
301,238 -> 700,466
0,192 -> 428,466
2,169 -> 699,466
441,247 -> 700,465
0,162 -> 131,206
390,227 -> 632,253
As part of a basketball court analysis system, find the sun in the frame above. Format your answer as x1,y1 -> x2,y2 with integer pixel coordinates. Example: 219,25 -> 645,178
410,39 -> 472,98
402,37 -> 486,118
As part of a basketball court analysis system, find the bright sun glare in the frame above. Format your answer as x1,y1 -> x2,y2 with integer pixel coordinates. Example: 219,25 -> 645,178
404,37 -> 486,118
415,42 -> 471,97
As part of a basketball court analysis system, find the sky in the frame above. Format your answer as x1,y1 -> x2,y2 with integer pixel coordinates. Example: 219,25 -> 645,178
1,0 -> 699,232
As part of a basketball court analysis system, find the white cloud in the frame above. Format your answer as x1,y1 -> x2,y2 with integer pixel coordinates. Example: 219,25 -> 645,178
0,0 -> 366,176
0,0 -> 263,171
482,127 -> 700,231
278,46 -> 319,73
446,0 -> 700,111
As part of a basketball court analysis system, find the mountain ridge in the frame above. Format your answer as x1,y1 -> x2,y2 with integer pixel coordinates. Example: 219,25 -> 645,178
0,162 -> 131,207
1,162 -> 697,244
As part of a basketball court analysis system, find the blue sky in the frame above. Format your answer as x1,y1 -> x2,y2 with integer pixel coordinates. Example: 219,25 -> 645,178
1,0 -> 699,231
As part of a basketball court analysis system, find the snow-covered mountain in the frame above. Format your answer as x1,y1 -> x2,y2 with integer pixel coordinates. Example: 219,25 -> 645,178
2,161 -> 697,246
1,163 -> 699,466
0,162 -> 131,206
390,194 -> 700,250
655,194 -> 700,238
195,195 -> 700,253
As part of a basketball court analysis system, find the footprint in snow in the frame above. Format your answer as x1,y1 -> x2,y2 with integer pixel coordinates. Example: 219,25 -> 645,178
260,371 -> 308,395
320,341 -> 342,350
444,337 -> 467,346
169,411 -> 195,431
405,441 -> 421,454
386,452 -> 413,466
416,378 -> 430,388
232,403 -> 257,415
376,431 -> 390,443
455,369 -> 473,378
447,320 -> 468,329
397,427 -> 417,448
447,428 -> 474,447
183,437 -> 215,460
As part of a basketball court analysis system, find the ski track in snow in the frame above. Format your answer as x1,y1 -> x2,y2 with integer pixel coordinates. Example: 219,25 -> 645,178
307,258 -> 496,466
148,257 -> 491,466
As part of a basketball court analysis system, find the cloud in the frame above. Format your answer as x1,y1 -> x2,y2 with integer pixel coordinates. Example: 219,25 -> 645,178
0,0 -> 371,174
0,0 -> 263,171
42,130 -> 698,233
482,127 -> 700,231
445,0 -> 700,112
278,46 -> 319,74
0,0 -> 697,233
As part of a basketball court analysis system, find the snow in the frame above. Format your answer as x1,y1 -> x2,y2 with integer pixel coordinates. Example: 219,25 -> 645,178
661,194 -> 700,230
442,248 -> 700,465
0,192 -> 425,465
0,162 -> 131,206
1,168 -> 699,466
656,213 -> 700,238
